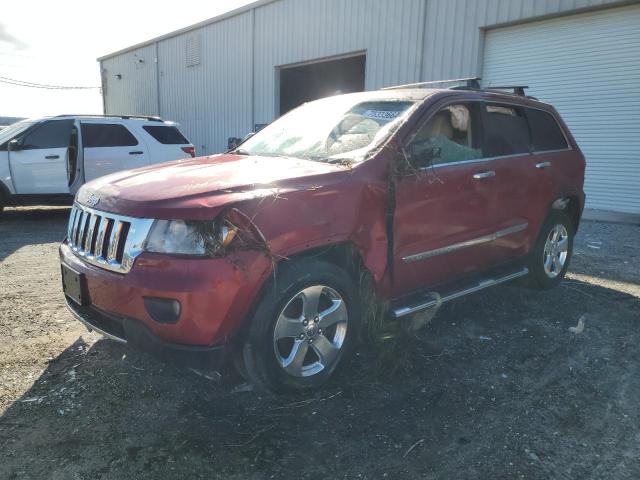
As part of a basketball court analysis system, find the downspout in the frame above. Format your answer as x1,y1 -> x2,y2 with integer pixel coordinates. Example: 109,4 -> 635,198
155,42 -> 162,117
417,0 -> 429,81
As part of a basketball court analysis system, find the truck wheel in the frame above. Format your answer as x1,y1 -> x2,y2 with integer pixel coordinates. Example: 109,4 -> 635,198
523,210 -> 574,290
238,259 -> 360,393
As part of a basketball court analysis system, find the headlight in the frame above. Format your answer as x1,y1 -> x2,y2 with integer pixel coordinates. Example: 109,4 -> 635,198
145,219 -> 237,256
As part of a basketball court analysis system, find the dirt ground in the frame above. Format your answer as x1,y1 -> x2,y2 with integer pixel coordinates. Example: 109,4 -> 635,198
1,206 -> 638,479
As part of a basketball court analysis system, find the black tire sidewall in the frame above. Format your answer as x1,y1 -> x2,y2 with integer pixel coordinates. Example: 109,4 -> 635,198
242,259 -> 360,393
528,210 -> 574,289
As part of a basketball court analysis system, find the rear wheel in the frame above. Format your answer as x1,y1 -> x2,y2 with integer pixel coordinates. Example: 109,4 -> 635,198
238,259 -> 359,393
523,210 -> 574,289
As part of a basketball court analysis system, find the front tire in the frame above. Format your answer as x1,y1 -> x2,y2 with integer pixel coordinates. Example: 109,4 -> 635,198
238,259 -> 360,393
523,210 -> 574,290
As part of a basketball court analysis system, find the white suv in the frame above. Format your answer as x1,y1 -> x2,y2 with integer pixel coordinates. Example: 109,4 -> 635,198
0,115 -> 195,213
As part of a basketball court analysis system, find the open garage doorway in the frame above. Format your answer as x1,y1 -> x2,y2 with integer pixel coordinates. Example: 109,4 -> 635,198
279,53 -> 366,115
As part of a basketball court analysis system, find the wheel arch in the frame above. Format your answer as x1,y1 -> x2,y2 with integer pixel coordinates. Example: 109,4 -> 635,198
231,240 -> 375,346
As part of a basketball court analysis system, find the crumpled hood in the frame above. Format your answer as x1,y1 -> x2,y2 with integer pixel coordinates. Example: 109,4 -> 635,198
77,154 -> 347,219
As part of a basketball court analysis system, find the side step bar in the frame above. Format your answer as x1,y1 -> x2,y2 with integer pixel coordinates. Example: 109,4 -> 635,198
391,268 -> 529,318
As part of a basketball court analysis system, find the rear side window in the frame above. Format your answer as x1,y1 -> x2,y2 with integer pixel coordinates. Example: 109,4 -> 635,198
482,104 -> 530,157
20,120 -> 74,149
81,123 -> 138,148
526,108 -> 568,152
143,125 -> 189,144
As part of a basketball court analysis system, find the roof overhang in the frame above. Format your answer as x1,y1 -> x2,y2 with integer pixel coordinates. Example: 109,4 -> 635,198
97,0 -> 280,62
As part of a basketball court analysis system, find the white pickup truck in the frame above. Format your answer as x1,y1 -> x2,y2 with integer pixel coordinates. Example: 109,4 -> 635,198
0,115 -> 195,213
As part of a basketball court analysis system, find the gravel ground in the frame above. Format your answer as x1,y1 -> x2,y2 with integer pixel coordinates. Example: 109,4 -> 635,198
0,206 -> 639,479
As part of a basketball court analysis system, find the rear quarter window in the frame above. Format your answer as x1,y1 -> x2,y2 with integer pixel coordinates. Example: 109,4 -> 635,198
526,108 -> 569,152
82,123 -> 138,147
482,104 -> 530,157
143,126 -> 189,145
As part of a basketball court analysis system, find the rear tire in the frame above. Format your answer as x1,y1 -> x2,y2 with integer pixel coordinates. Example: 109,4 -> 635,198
523,210 -> 574,290
238,259 -> 360,393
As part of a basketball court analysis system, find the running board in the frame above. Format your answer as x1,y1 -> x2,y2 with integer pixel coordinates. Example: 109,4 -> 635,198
391,268 -> 529,318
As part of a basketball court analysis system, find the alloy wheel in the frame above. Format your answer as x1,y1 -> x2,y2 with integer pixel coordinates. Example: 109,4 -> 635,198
272,285 -> 348,378
543,224 -> 569,278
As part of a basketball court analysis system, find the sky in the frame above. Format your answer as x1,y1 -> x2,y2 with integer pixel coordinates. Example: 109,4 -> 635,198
0,0 -> 254,118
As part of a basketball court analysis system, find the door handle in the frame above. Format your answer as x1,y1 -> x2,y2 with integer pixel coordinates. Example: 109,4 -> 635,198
45,155 -> 60,159
473,170 -> 496,180
129,151 -> 144,155
535,161 -> 551,169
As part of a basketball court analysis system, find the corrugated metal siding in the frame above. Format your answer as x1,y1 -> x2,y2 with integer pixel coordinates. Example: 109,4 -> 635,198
156,12 -> 253,155
253,0 -> 426,123
101,44 -> 158,115
482,4 -> 640,214
420,0 -> 626,81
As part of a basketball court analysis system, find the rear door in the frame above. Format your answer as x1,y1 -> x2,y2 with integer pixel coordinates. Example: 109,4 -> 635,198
9,119 -> 73,194
524,107 -> 571,233
81,122 -> 149,182
392,102 -> 500,295
476,102 -> 534,260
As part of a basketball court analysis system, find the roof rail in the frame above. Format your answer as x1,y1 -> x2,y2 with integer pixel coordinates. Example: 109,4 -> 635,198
382,77 -> 481,90
54,114 -> 164,122
486,85 -> 529,96
450,83 -> 529,97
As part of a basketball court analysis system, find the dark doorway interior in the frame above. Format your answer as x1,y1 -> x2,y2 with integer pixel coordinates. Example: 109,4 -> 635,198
279,54 -> 366,115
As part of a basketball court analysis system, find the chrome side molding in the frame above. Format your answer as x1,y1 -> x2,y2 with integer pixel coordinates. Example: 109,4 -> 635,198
392,268 -> 529,318
402,223 -> 528,264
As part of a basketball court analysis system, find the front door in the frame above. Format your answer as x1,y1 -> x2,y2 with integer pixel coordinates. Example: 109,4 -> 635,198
392,102 -> 500,296
81,122 -> 149,182
9,120 -> 73,194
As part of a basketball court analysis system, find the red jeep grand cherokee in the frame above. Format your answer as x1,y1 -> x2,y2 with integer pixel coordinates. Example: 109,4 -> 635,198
60,81 -> 585,392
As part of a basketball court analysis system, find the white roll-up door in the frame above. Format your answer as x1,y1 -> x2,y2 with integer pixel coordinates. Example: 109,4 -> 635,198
482,5 -> 640,214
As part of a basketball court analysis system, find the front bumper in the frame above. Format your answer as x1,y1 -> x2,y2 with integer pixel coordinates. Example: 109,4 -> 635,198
59,241 -> 272,361
66,298 -> 228,370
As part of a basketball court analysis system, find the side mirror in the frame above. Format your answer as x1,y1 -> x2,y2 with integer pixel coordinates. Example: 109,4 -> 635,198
8,138 -> 22,151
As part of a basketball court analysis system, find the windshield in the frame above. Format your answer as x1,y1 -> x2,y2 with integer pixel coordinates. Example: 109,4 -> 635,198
238,96 -> 415,162
0,119 -> 36,147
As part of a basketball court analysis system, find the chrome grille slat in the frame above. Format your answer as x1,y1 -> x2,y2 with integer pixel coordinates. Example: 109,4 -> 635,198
107,221 -> 124,262
65,203 -> 154,274
94,217 -> 110,260
67,207 -> 79,240
84,215 -> 100,257
73,210 -> 84,247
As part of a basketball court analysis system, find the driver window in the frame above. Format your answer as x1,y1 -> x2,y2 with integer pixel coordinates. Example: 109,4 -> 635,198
406,103 -> 481,167
19,120 -> 74,150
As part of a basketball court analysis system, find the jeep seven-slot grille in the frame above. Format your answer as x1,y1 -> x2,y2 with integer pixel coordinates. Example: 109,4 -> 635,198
66,204 -> 154,274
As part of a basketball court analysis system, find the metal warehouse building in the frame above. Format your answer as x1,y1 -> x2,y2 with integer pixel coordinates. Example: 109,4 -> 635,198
99,0 -> 640,215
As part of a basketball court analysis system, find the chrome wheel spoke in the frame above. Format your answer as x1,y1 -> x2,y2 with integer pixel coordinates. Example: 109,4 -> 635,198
318,299 -> 347,328
311,334 -> 339,367
282,340 -> 309,375
557,236 -> 569,252
544,254 -> 553,273
552,254 -> 562,272
274,314 -> 304,340
301,286 -> 324,318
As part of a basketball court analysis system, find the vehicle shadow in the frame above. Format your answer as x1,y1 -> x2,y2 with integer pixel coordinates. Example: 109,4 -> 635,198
1,279 -> 639,479
0,207 -> 69,262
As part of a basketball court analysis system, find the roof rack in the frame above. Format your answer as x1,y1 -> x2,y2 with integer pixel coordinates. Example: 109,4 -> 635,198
483,85 -> 529,96
382,77 -> 481,90
450,82 -> 530,97
54,114 -> 164,122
